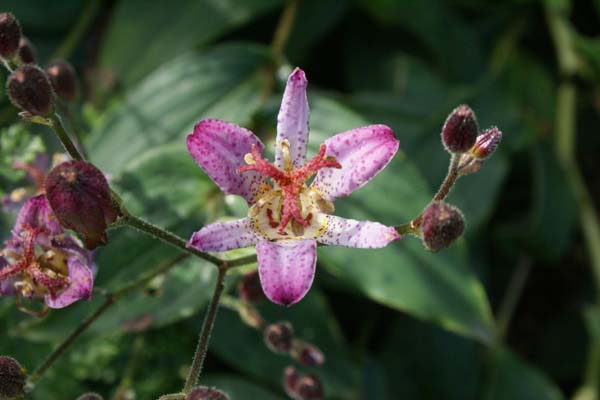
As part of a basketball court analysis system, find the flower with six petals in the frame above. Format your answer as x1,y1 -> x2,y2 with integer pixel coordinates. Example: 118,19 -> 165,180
186,68 -> 400,306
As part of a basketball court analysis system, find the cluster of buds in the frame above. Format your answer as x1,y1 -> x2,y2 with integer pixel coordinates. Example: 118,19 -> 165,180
0,356 -> 25,400
76,393 -> 104,400
421,201 -> 465,252
262,322 -> 325,368
1,12 -> 78,118
441,104 -> 502,175
187,386 -> 230,400
283,366 -> 324,400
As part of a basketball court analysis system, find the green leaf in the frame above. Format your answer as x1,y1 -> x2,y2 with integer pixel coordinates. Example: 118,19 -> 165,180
483,347 -> 565,400
89,43 -> 273,174
99,0 -> 282,86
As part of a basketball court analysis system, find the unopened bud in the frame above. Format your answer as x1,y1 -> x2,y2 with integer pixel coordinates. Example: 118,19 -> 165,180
0,13 -> 21,59
264,321 -> 294,354
17,36 -> 35,64
470,127 -> 502,160
421,201 -> 465,252
291,341 -> 325,367
76,393 -> 104,400
6,65 -> 54,116
283,366 -> 301,399
296,375 -> 324,400
238,271 -> 265,303
441,105 -> 478,153
46,61 -> 77,101
45,160 -> 119,249
0,356 -> 25,400
187,386 -> 230,400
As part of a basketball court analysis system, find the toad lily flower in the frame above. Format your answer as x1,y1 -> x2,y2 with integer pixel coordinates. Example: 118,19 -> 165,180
0,195 -> 94,316
186,68 -> 400,306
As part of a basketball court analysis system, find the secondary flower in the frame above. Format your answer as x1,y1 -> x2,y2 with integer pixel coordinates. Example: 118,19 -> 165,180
0,195 -> 94,315
187,68 -> 400,306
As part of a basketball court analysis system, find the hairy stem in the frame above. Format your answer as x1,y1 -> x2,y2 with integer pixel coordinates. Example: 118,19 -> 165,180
183,266 -> 227,394
49,113 -> 85,161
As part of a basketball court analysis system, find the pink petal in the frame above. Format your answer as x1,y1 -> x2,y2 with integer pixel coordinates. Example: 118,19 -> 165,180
275,68 -> 310,169
0,257 -> 15,297
45,256 -> 93,308
319,215 -> 400,248
311,125 -> 399,201
257,239 -> 316,306
13,195 -> 63,235
187,119 -> 267,204
188,218 -> 262,252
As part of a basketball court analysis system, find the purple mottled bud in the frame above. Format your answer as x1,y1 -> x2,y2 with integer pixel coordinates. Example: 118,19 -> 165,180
187,386 -> 230,400
421,201 -> 465,252
0,13 -> 21,59
238,271 -> 265,303
0,356 -> 25,400
441,105 -> 478,153
6,65 -> 54,116
283,366 -> 301,399
46,61 -> 77,101
470,127 -> 502,160
45,161 -> 119,249
17,36 -> 35,64
76,393 -> 104,400
291,341 -> 325,367
295,375 -> 324,400
264,321 -> 294,354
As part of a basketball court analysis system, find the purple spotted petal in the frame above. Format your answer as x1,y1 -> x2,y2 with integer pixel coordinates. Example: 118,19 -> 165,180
275,68 -> 309,169
188,218 -> 262,252
319,215 -> 400,248
13,195 -> 63,235
257,239 -> 316,306
45,255 -> 93,308
187,119 -> 267,204
311,125 -> 399,201
0,257 -> 14,297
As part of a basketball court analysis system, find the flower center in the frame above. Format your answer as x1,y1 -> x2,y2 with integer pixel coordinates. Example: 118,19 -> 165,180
237,140 -> 341,237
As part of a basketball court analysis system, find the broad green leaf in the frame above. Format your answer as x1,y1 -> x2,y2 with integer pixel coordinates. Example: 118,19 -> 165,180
484,347 -> 565,400
211,291 -> 360,399
89,43 -> 272,174
99,0 -> 282,86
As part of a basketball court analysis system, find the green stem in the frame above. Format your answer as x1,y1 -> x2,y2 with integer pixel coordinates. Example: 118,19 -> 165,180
51,0 -> 103,60
496,255 -> 532,340
182,267 -> 227,394
271,0 -> 300,62
49,113 -> 85,161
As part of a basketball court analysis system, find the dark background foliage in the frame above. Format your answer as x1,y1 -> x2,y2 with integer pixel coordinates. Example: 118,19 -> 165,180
1,0 -> 600,399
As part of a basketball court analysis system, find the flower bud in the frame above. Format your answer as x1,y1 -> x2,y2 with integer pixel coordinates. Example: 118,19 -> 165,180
470,127 -> 502,160
238,271 -> 265,303
187,386 -> 230,400
45,161 -> 119,249
46,61 -> 77,101
0,356 -> 25,400
76,393 -> 104,400
295,375 -> 324,400
291,341 -> 325,367
6,65 -> 54,116
264,321 -> 294,354
17,36 -> 35,64
441,105 -> 478,153
283,366 -> 301,399
421,201 -> 465,252
0,13 -> 21,59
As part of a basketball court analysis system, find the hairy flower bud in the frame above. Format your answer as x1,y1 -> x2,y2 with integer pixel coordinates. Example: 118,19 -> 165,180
6,65 -> 54,116
421,201 -> 465,252
45,161 -> 119,249
291,341 -> 325,367
283,366 -> 301,399
17,36 -> 35,64
264,321 -> 294,354
238,271 -> 265,303
187,386 -> 230,400
46,61 -> 77,101
470,126 -> 502,160
76,393 -> 104,400
441,105 -> 478,153
0,356 -> 25,400
295,375 -> 324,400
0,13 -> 21,59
